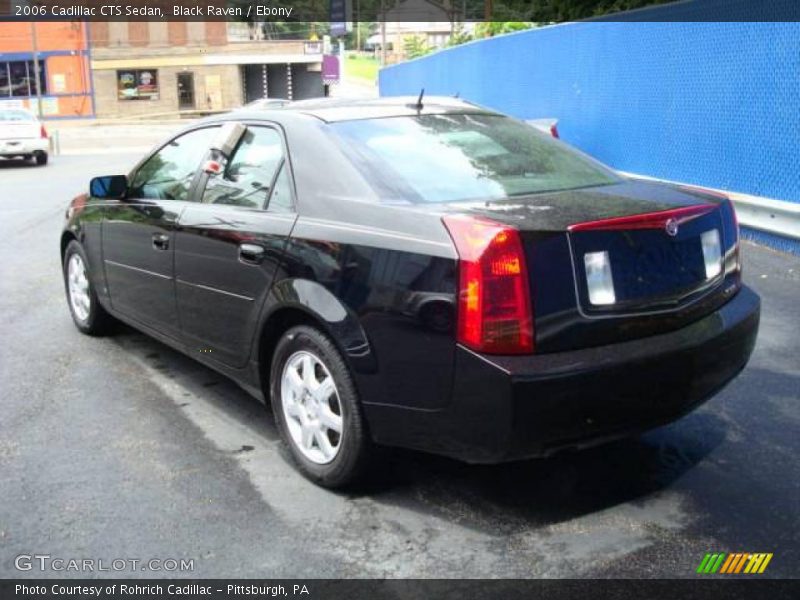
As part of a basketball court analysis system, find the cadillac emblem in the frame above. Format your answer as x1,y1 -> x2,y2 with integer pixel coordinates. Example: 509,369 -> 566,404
665,218 -> 679,237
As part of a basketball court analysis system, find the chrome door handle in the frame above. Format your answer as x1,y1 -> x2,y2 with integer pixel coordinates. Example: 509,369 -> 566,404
152,233 -> 170,251
239,243 -> 265,265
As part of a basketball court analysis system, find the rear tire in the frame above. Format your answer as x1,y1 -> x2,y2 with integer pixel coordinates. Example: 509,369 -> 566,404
35,152 -> 48,166
270,325 -> 371,488
63,240 -> 115,336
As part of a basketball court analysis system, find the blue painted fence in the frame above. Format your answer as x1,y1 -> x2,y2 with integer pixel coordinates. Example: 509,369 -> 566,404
379,22 -> 800,252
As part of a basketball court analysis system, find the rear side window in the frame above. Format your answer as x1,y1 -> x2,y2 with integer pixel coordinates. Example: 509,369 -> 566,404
266,164 -> 293,213
329,114 -> 618,204
129,127 -> 218,201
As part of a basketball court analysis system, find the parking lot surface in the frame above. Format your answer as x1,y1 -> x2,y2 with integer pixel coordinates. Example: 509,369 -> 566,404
1,153 -> 798,578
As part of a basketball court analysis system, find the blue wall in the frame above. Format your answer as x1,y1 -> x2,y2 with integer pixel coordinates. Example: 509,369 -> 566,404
379,22 -> 800,251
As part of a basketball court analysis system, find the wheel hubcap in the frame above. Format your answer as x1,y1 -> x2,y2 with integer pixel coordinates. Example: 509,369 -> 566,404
67,254 -> 91,322
280,351 -> 343,465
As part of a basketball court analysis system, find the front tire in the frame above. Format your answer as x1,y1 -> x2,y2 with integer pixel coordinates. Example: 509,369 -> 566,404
63,240 -> 114,335
270,325 -> 371,488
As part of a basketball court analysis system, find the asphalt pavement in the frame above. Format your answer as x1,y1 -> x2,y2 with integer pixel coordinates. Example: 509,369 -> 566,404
0,152 -> 798,579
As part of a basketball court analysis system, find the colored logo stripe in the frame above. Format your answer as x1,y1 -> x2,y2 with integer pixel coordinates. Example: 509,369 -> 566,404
698,553 -> 773,574
697,553 -> 726,573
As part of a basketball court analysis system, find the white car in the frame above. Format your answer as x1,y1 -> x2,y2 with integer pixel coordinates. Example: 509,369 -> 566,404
239,98 -> 291,110
0,108 -> 49,166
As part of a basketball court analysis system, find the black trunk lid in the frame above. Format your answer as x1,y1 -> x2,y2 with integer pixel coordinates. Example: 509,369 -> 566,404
568,205 -> 724,314
438,178 -> 741,352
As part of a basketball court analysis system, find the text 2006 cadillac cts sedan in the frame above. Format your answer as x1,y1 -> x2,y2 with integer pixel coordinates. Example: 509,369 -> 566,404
61,98 -> 759,487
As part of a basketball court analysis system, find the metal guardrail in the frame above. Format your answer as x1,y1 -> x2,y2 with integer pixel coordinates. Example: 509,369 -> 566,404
727,193 -> 800,240
618,171 -> 800,241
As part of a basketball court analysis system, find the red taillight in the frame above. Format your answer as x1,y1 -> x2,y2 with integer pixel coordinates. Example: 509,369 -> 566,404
40,124 -> 48,139
724,198 -> 742,274
443,215 -> 534,355
678,184 -> 742,274
726,198 -> 740,244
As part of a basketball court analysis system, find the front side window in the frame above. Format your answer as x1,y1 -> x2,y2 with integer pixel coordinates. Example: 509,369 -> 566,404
201,127 -> 284,209
329,113 -> 619,204
128,127 -> 219,201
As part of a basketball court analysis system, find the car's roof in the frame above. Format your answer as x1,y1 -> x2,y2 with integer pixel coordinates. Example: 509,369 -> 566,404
228,96 -> 501,124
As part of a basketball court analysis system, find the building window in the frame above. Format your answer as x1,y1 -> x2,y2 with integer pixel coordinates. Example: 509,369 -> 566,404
0,60 -> 47,98
117,69 -> 159,101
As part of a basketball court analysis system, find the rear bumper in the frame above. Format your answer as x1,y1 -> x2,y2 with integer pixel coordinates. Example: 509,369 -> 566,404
0,138 -> 47,156
366,285 -> 760,462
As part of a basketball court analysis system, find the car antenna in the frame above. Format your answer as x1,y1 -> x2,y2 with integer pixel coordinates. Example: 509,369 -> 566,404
407,88 -> 425,112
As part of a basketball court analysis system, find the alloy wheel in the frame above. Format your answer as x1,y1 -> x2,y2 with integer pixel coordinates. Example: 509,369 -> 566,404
280,350 -> 344,464
67,253 -> 91,322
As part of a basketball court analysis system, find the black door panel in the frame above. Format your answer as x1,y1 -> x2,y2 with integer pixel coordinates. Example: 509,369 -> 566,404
174,124 -> 295,368
101,125 -> 221,337
175,205 -> 296,367
102,200 -> 185,337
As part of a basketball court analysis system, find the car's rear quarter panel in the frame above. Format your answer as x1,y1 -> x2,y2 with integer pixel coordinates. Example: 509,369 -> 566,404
269,118 -> 461,412
279,214 -> 458,412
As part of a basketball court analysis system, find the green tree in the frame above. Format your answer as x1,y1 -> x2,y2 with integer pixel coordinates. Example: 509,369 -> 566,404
446,25 -> 474,47
469,0 -> 672,22
473,22 -> 533,39
403,36 -> 432,59
344,22 -> 375,51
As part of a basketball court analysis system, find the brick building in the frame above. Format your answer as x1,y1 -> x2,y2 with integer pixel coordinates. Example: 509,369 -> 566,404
89,22 -> 325,118
0,22 -> 94,118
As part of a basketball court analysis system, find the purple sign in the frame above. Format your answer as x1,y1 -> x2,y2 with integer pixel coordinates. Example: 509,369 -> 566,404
322,55 -> 340,83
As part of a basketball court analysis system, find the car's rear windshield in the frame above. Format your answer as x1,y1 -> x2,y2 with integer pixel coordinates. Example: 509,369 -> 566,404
328,113 -> 619,204
0,110 -> 34,122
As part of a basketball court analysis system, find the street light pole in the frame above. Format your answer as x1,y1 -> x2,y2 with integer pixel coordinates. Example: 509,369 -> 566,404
380,0 -> 387,67
30,22 -> 44,119
355,0 -> 361,52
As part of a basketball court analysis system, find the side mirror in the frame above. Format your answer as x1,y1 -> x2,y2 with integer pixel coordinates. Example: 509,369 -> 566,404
90,175 -> 128,199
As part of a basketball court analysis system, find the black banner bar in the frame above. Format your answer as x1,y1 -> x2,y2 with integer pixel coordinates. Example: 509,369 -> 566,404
1,580 -> 799,600
1,0 -> 800,22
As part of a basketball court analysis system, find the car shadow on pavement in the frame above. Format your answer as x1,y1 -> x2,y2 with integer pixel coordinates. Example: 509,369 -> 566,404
110,323 -> 728,530
109,324 -> 283,450
0,158 -> 38,169
359,410 -> 726,529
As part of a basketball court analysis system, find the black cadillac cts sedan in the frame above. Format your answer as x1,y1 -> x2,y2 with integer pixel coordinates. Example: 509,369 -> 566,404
61,98 -> 760,487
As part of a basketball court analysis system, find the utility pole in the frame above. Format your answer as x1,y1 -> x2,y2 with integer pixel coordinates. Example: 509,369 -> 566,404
30,22 -> 44,118
355,0 -> 361,52
380,0 -> 387,66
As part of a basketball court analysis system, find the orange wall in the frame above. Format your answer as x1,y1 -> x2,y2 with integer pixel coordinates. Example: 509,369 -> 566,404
0,22 -> 92,118
45,55 -> 91,94
0,22 -> 88,53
